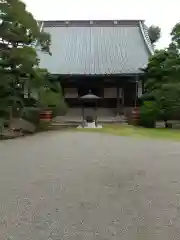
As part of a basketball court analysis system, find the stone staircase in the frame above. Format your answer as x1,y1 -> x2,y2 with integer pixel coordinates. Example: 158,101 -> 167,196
52,107 -> 128,125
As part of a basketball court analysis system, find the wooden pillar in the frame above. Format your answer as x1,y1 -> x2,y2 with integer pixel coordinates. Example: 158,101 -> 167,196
117,83 -> 125,116
95,101 -> 98,126
116,84 -> 125,115
134,75 -> 139,108
82,104 -> 85,123
122,87 -> 124,110
116,84 -> 120,116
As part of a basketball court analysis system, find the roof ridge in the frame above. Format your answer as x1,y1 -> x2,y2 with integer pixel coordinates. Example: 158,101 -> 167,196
40,19 -> 144,21
41,20 -> 144,28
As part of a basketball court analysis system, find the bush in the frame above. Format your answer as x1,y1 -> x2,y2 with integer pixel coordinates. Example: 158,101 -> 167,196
51,103 -> 68,118
139,101 -> 158,128
21,107 -> 41,125
39,88 -> 68,117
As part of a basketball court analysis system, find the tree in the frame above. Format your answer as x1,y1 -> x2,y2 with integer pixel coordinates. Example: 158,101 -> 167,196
143,49 -> 169,92
171,22 -> 180,50
0,0 -> 51,119
141,27 -> 180,127
148,25 -> 161,45
143,43 -> 180,93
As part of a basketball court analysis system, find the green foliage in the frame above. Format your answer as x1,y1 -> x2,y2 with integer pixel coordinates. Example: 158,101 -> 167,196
143,44 -> 180,92
0,0 -> 52,120
139,101 -> 158,128
39,88 -> 60,107
142,28 -> 180,126
153,84 -> 180,121
148,25 -> 161,45
31,68 -> 49,89
0,0 -> 51,52
21,107 -> 41,125
171,22 -> 180,50
51,103 -> 68,117
39,87 -> 68,117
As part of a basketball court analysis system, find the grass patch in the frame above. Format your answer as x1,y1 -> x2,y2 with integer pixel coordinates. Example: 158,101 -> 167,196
75,124 -> 180,141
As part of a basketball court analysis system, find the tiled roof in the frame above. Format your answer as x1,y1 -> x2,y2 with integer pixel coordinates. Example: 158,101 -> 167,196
38,20 -> 153,75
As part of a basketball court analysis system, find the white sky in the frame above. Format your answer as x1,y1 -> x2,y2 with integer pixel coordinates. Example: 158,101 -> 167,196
24,0 -> 180,49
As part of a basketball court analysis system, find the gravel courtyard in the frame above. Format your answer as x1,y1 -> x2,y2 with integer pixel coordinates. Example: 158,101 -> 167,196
1,131 -> 180,239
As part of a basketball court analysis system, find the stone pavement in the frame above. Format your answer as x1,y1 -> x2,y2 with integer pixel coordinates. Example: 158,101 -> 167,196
1,131 -> 180,239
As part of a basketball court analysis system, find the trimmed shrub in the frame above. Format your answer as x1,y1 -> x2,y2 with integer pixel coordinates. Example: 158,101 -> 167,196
21,107 -> 41,125
39,88 -> 68,117
139,101 -> 158,128
50,101 -> 68,117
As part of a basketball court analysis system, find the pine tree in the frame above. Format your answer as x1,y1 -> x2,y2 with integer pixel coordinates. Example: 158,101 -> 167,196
0,0 -> 51,119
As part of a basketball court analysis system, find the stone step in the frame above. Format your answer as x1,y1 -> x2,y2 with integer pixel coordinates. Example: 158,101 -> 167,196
64,108 -> 116,117
52,116 -> 128,125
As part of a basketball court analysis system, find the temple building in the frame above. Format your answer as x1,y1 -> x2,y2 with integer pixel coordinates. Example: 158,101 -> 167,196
38,20 -> 153,118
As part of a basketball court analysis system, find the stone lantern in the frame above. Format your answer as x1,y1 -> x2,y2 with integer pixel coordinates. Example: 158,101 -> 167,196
80,91 -> 101,128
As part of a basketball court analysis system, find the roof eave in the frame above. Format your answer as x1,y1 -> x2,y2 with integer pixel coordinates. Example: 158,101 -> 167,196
139,20 -> 154,55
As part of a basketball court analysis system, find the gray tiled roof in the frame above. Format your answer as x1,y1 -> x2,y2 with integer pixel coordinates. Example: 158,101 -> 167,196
38,20 -> 153,75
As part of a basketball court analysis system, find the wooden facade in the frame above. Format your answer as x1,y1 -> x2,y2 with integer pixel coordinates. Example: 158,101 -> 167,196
60,74 -> 143,115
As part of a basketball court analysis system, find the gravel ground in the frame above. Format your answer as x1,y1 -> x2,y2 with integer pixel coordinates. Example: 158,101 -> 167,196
1,131 -> 180,239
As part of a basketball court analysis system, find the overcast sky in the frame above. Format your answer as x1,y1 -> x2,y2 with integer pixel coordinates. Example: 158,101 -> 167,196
24,0 -> 180,49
